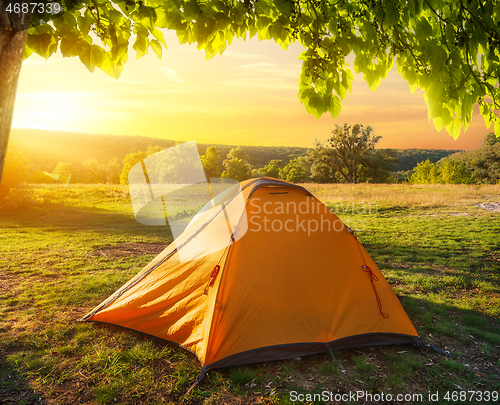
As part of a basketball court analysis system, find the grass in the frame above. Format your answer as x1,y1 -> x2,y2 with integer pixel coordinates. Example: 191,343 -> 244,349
1,183 -> 499,404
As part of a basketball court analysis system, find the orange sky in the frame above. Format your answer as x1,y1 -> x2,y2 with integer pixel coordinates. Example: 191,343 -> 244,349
12,30 -> 493,150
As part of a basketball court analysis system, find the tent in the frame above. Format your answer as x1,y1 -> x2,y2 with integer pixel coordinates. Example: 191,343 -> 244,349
83,177 -> 419,377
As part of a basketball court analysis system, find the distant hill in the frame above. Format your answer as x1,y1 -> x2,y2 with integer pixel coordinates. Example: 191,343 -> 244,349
380,148 -> 463,172
11,128 -> 462,174
10,129 -> 308,172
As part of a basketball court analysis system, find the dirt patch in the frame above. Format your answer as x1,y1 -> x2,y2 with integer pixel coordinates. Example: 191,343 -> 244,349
92,242 -> 166,258
475,202 -> 500,212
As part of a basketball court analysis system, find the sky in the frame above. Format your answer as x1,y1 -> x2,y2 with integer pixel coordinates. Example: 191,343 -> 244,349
12,30 -> 494,150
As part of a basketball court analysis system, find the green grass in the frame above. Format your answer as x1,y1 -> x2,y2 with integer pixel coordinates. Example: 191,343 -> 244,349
1,183 -> 499,404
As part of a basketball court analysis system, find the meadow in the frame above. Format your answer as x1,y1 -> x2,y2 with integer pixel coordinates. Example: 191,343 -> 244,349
1,183 -> 499,404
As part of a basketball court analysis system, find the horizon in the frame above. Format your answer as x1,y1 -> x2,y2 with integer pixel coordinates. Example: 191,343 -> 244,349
12,31 -> 494,151
10,127 -> 468,152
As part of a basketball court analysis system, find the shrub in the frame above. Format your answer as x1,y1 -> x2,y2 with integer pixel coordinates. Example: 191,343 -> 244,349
0,142 -> 33,209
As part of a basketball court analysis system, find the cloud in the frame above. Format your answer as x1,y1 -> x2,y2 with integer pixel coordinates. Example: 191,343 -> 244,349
161,67 -> 184,83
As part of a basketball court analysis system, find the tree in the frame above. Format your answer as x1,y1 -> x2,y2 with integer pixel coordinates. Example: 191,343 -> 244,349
120,146 -> 162,185
461,143 -> 500,184
83,158 -> 106,183
361,149 -> 398,183
2,0 -> 500,181
279,158 -> 309,183
200,146 -> 221,178
261,159 -> 285,179
0,141 -> 31,200
484,132 -> 500,146
317,124 -> 381,184
409,158 -> 474,184
53,161 -> 76,183
105,158 -> 122,183
439,159 -> 473,184
221,147 -> 252,181
305,146 -> 337,183
409,159 -> 441,184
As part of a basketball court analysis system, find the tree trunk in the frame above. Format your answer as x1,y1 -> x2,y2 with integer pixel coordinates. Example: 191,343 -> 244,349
0,0 -> 31,182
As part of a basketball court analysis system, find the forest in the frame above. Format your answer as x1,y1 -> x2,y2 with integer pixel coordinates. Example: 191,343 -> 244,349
9,128 -> 463,185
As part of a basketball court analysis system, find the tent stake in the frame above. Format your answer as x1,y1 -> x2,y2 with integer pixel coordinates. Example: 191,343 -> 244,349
326,344 -> 345,372
186,366 -> 207,395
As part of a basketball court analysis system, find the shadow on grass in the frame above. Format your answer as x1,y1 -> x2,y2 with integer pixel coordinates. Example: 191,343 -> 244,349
400,296 -> 500,348
0,202 -> 172,241
0,352 -> 41,404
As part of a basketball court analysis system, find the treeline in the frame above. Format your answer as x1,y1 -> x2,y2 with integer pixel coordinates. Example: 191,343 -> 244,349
410,133 -> 500,184
200,124 -> 398,184
11,128 -> 465,185
11,129 -> 307,182
383,148 -> 462,172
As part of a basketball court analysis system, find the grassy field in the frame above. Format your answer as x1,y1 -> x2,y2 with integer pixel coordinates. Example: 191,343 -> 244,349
1,183 -> 499,404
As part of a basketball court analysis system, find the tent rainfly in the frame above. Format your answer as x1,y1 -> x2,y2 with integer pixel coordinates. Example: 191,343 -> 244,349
83,177 -> 419,381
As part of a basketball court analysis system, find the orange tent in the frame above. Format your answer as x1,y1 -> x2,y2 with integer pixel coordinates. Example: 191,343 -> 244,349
83,177 -> 418,377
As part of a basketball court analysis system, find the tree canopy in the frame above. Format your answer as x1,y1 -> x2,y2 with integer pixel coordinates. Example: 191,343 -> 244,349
314,123 -> 383,183
200,146 -> 222,178
22,0 -> 500,139
221,147 -> 253,181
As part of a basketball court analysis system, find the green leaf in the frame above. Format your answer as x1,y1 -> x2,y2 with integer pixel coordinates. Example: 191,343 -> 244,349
165,11 -> 186,31
60,33 -> 81,57
133,35 -> 149,59
329,96 -> 342,119
445,118 -> 462,140
494,2 -> 500,23
495,116 -> 500,137
385,6 -> 400,27
97,53 -> 118,79
27,33 -> 57,59
270,22 -> 283,42
151,28 -> 168,48
79,44 -> 106,73
444,24 -> 455,45
274,0 -> 293,15
416,17 -> 433,41
306,93 -> 324,119
353,53 -> 368,74
77,9 -> 93,34
150,39 -> 162,59
23,43 -> 33,59
107,8 -> 125,25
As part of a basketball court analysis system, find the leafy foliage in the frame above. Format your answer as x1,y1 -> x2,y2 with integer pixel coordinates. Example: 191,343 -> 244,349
260,159 -> 285,178
11,129 -> 307,179
446,133 -> 500,184
10,129 -> 493,185
51,157 -> 121,184
312,123 -> 387,183
409,159 -> 443,184
0,142 -> 33,207
279,157 -> 309,182
387,148 -> 463,172
24,0 -> 500,138
221,147 -> 253,181
439,158 -> 474,184
120,145 -> 162,185
410,158 -> 474,184
200,146 -> 222,178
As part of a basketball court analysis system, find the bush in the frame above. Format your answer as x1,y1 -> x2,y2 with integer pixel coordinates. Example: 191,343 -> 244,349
0,142 -> 33,209
409,158 -> 474,184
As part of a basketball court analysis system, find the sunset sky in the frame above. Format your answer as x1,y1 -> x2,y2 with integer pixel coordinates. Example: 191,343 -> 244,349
12,30 -> 494,150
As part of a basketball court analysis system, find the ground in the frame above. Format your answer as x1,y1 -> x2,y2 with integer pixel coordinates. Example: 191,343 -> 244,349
0,183 -> 499,404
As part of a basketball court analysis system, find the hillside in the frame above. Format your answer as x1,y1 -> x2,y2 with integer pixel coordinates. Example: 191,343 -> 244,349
11,128 -> 462,174
10,129 -> 308,172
